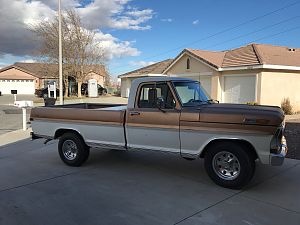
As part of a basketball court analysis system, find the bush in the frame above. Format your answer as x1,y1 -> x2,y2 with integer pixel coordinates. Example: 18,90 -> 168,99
113,88 -> 121,97
281,98 -> 293,115
246,101 -> 258,105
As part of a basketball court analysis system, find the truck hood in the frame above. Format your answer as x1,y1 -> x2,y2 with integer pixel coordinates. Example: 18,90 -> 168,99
198,103 -> 284,126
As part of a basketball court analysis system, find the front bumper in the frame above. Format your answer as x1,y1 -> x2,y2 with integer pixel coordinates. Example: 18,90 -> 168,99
270,136 -> 288,166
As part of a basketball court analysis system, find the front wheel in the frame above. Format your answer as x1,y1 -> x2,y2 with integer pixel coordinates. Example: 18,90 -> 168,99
58,132 -> 90,167
204,142 -> 255,189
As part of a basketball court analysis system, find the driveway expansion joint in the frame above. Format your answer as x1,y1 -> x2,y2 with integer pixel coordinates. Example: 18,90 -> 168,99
173,161 -> 300,224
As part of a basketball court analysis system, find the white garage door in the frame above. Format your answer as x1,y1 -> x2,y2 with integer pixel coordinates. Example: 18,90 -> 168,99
0,79 -> 35,94
223,75 -> 256,104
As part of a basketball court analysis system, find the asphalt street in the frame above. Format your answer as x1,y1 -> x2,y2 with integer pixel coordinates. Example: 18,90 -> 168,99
1,139 -> 300,225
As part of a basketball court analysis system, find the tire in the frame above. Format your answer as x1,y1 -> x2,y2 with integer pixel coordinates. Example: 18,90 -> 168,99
204,142 -> 255,189
58,132 -> 90,167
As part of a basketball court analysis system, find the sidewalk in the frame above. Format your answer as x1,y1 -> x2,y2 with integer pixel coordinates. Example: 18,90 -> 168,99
0,128 -> 32,147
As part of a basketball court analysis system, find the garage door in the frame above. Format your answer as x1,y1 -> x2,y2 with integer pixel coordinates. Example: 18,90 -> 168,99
0,79 -> 35,94
223,75 -> 256,104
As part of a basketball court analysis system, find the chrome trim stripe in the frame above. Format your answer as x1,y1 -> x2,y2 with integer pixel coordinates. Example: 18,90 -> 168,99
86,141 -> 126,150
32,118 -> 122,127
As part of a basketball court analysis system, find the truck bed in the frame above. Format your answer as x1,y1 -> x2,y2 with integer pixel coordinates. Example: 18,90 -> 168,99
31,103 -> 127,124
30,103 -> 128,148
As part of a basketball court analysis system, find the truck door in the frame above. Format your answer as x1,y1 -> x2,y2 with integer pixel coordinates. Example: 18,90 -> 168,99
125,82 -> 180,153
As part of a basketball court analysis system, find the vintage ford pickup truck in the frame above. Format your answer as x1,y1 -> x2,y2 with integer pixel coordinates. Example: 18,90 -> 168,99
30,77 -> 287,189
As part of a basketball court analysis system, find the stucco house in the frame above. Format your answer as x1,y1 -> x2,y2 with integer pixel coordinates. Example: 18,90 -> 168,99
0,62 -> 107,95
118,59 -> 173,98
119,43 -> 300,111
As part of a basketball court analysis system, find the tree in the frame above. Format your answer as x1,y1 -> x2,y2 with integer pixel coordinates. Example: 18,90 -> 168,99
30,10 -> 106,97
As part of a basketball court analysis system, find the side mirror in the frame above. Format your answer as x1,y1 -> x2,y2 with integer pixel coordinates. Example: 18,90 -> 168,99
156,97 -> 165,112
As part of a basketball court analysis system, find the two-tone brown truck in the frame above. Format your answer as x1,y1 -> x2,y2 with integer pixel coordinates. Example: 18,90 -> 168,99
30,77 -> 287,189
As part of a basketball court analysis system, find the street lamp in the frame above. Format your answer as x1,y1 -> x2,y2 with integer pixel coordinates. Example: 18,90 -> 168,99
58,0 -> 63,105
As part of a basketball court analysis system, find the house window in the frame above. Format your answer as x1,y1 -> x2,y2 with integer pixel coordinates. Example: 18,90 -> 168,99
187,58 -> 190,70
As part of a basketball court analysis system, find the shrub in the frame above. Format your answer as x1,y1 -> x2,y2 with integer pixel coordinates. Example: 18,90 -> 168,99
281,98 -> 293,115
246,101 -> 258,105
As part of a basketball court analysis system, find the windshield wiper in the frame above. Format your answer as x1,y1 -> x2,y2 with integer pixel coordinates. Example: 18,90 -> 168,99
206,99 -> 219,104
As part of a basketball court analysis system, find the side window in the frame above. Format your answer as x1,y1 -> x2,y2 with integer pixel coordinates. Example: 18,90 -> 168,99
138,83 -> 176,109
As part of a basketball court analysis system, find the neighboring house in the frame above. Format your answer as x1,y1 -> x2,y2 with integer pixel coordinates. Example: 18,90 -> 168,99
119,43 -> 300,111
0,62 -> 107,95
118,59 -> 173,97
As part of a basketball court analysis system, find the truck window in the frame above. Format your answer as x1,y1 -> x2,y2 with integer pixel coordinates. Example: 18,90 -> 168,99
138,83 -> 176,109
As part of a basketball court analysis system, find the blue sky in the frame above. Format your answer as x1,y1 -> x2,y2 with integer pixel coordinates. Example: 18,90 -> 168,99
0,0 -> 299,78
108,0 -> 300,76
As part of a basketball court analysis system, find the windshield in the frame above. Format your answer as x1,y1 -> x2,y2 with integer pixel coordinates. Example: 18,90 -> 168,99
173,81 -> 210,106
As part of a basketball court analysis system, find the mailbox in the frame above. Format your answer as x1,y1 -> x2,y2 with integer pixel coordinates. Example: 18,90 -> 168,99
14,100 -> 33,131
14,100 -> 33,108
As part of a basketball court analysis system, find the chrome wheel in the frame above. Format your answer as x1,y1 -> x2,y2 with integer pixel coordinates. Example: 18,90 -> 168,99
212,151 -> 240,180
62,140 -> 78,160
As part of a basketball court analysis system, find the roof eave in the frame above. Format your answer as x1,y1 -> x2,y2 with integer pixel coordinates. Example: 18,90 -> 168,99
219,64 -> 300,71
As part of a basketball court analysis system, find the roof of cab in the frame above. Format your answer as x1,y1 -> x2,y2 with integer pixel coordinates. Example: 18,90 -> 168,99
131,76 -> 195,84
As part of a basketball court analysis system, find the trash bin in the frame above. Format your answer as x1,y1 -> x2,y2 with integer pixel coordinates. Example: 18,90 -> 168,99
44,98 -> 56,106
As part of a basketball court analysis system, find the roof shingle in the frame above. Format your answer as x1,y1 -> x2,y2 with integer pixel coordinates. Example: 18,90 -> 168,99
185,43 -> 300,69
118,59 -> 173,78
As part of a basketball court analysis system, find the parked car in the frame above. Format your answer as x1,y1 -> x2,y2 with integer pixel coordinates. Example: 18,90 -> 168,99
30,77 -> 287,189
81,83 -> 107,96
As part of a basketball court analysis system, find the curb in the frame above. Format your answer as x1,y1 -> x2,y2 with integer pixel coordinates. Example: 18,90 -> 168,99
0,128 -> 32,147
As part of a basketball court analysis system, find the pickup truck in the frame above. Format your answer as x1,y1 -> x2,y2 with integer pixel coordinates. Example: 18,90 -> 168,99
30,77 -> 287,189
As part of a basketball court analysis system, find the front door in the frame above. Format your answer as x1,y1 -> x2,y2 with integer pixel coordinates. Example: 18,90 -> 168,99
125,82 -> 180,152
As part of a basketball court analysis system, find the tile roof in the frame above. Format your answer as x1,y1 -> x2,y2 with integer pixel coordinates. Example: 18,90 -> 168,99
186,49 -> 226,68
185,43 -> 300,69
0,63 -> 107,79
254,44 -> 300,67
222,44 -> 260,67
14,63 -> 59,78
118,59 -> 174,78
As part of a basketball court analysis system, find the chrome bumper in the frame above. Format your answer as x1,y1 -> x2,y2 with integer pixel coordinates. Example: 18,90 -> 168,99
270,137 -> 288,166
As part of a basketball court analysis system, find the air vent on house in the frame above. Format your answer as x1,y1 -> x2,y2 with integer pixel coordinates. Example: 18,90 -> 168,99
288,48 -> 296,52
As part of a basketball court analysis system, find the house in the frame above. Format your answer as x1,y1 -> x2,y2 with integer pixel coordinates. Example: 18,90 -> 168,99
119,43 -> 300,111
0,62 -> 108,95
118,59 -> 173,97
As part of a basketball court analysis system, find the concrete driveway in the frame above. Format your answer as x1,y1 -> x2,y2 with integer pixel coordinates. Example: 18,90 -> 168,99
1,139 -> 300,225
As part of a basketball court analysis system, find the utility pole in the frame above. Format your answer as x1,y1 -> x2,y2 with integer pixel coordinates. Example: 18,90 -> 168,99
58,0 -> 63,105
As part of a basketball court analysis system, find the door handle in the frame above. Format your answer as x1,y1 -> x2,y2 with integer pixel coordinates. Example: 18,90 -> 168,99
130,111 -> 140,116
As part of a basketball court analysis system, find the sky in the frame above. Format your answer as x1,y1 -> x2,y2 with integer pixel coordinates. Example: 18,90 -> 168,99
0,0 -> 300,79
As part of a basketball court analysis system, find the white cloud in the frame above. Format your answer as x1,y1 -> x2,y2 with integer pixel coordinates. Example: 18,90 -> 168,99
94,31 -> 140,60
20,59 -> 37,63
192,19 -> 199,25
161,18 -> 173,22
0,0 -> 153,60
77,0 -> 154,30
0,0 -> 55,56
129,61 -> 156,67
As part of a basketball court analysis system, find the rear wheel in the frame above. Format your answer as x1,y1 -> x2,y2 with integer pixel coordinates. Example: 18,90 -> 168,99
58,132 -> 90,167
204,142 -> 255,189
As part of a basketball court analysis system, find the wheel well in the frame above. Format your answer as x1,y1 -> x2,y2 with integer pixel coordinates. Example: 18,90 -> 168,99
54,129 -> 83,140
199,139 -> 258,160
